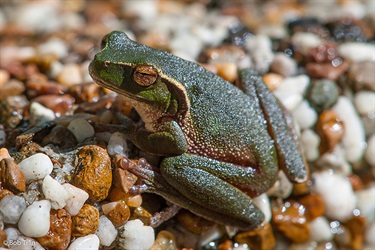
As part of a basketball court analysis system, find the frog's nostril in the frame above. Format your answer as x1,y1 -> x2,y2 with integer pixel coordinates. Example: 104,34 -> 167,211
104,61 -> 110,67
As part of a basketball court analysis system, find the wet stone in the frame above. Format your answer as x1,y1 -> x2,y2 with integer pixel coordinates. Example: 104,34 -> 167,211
234,223 -> 275,250
71,204 -> 100,237
41,125 -> 77,149
0,95 -> 29,129
32,94 -> 75,115
345,214 -> 366,250
0,195 -> 26,224
176,209 -> 215,235
0,79 -> 25,100
26,76 -> 65,99
37,209 -> 72,250
297,193 -> 325,222
315,110 -> 345,154
102,200 -> 131,227
71,145 -> 112,202
68,82 -> 102,103
0,158 -> 26,193
151,230 -> 178,250
306,79 -> 339,113
347,61 -> 375,91
130,206 -> 152,226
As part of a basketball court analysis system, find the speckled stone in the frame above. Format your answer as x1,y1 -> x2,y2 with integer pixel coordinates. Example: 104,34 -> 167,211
102,201 -> 131,227
71,145 -> 112,202
234,223 -> 275,250
0,158 -> 26,193
71,204 -> 100,237
306,79 -> 339,113
37,209 -> 72,250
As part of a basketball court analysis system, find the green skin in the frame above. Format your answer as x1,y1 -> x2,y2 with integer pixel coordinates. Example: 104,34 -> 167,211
89,31 -> 308,229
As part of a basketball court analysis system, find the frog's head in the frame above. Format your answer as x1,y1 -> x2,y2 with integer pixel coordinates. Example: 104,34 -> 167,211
89,31 -> 186,118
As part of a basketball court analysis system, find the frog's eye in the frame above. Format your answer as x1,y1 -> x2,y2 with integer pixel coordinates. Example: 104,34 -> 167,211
133,65 -> 158,87
101,35 -> 109,50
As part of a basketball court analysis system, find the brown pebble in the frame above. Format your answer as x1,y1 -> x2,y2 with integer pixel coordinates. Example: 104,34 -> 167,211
217,239 -> 234,250
0,79 -> 26,100
71,204 -> 100,237
37,209 -> 72,250
71,145 -> 112,202
130,206 -> 152,226
0,230 -> 7,247
108,187 -> 130,202
211,62 -> 238,82
68,82 -> 102,103
234,223 -> 276,250
26,79 -> 65,99
297,193 -> 325,222
0,69 -> 10,88
348,61 -> 375,91
0,158 -> 26,193
0,95 -> 29,129
272,200 -> 310,243
345,214 -> 366,250
306,61 -> 349,81
0,188 -> 13,200
315,110 -> 345,154
102,201 -> 131,227
150,230 -> 178,250
176,209 -> 215,234
347,174 -> 364,191
262,73 -> 284,91
113,155 -> 138,193
32,94 -> 75,115
0,148 -> 11,160
292,181 -> 312,196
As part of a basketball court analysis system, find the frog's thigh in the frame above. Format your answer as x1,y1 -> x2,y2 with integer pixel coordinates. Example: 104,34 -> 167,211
238,69 -> 308,183
160,154 -> 264,225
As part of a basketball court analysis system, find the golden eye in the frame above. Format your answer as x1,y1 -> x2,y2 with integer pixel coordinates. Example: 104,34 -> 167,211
132,65 -> 158,87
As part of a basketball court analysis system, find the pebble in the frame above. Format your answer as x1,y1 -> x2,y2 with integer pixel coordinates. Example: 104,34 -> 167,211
67,234 -> 100,250
366,222 -> 375,247
0,195 -> 26,224
0,158 -> 26,193
316,145 -> 352,175
71,204 -> 100,237
113,157 -> 138,193
292,100 -> 318,129
365,135 -> 375,167
36,209 -> 72,250
102,201 -> 130,227
298,194 -> 325,222
18,200 -> 51,237
306,79 -> 339,113
291,32 -> 322,55
234,223 -> 275,250
331,96 -> 366,163
315,110 -> 345,154
18,153 -> 53,183
37,38 -> 68,58
252,193 -> 271,224
277,74 -> 310,94
95,215 -> 118,247
63,183 -> 89,216
312,170 -> 356,221
245,34 -> 274,74
356,185 -> 375,222
348,61 -> 375,91
107,132 -> 129,156
119,219 -> 155,250
176,210 -> 214,235
270,52 -> 297,77
71,145 -> 112,202
0,79 -> 25,100
308,216 -> 333,242
42,175 -> 68,209
32,94 -> 75,115
29,102 -> 55,125
337,42 -> 375,62
67,119 -> 95,142
273,90 -> 302,112
267,171 -> 293,199
354,91 -> 375,115
57,63 -> 83,87
41,125 -> 78,149
262,73 -> 284,91
301,129 -> 320,161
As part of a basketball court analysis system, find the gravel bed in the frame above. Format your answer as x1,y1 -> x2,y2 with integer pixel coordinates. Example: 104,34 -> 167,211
0,0 -> 374,249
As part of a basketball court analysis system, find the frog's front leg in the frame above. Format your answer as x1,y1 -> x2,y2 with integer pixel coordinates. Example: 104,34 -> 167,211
237,69 -> 308,183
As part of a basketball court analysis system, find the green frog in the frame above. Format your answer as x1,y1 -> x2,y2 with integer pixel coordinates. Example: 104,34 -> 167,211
89,31 -> 308,229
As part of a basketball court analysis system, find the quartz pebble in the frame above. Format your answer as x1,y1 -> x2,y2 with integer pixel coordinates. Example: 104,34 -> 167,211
37,38 -> 68,58
42,175 -> 68,209
332,96 -> 366,163
57,63 -> 83,86
18,153 -> 53,182
313,171 -> 356,221
252,193 -> 271,224
0,195 -> 26,224
354,91 -> 375,115
119,219 -> 155,250
308,216 -> 333,242
18,200 -> 51,237
270,52 -> 297,77
291,32 -> 322,55
95,215 -> 118,247
348,61 -> 375,91
67,119 -> 95,142
29,102 -> 55,125
63,183 -> 89,216
71,204 -> 100,237
267,171 -> 293,199
366,135 -> 375,167
292,100 -> 317,129
356,185 -> 375,222
108,132 -> 129,156
337,42 -> 375,62
316,145 -> 352,175
67,234 -> 100,250
301,129 -> 320,161
366,222 -> 375,246
246,34 -> 274,74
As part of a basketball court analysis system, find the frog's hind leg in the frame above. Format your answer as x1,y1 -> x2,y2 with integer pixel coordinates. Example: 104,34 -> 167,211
237,69 -> 308,183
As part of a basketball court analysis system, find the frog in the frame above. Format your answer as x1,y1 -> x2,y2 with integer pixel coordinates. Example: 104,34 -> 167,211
89,31 -> 308,230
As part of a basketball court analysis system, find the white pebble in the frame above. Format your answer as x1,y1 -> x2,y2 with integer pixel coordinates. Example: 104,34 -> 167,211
277,74 -> 310,95
107,132 -> 129,156
267,171 -> 293,199
292,100 -> 318,129
332,96 -> 366,163
4,228 -> 44,250
366,135 -> 375,166
356,185 -> 375,222
309,216 -> 333,242
270,52 -> 297,77
63,183 -> 89,216
42,175 -> 68,209
313,170 -> 356,221
95,215 -> 118,247
57,63 -> 83,86
291,32 -> 322,55
246,34 -> 274,74
301,129 -> 320,161
252,193 -> 271,224
170,32 -> 203,60
29,102 -> 55,125
316,145 -> 352,175
19,153 -> 53,182
0,195 -> 26,224
67,119 -> 95,142
366,222 -> 375,246
354,91 -> 375,115
338,42 -> 375,62
18,200 -> 51,237
67,234 -> 100,250
273,90 -> 302,112
119,219 -> 155,250
37,38 -> 68,58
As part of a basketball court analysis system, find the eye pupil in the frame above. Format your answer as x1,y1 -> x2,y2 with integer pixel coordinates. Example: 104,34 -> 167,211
133,65 -> 158,87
